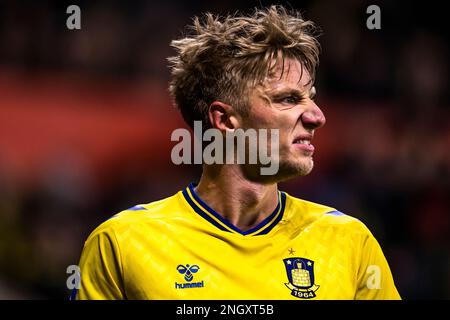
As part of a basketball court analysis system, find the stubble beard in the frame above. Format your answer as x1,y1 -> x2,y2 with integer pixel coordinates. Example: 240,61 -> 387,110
275,154 -> 314,182
242,153 -> 314,184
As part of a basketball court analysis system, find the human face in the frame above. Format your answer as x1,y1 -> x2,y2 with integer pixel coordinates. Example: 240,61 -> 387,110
240,58 -> 326,182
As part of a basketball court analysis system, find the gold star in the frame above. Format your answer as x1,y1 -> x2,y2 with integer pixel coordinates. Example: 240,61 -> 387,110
307,261 -> 312,266
288,248 -> 295,255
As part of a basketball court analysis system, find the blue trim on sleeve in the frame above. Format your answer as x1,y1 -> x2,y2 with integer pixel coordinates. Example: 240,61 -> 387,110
326,210 -> 345,216
127,205 -> 146,211
70,288 -> 78,301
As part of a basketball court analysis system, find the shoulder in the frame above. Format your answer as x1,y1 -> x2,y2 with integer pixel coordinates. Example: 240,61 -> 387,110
85,191 -> 185,242
284,192 -> 374,238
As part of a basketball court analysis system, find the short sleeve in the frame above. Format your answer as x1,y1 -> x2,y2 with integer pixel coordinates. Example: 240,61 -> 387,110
73,225 -> 126,300
355,229 -> 401,300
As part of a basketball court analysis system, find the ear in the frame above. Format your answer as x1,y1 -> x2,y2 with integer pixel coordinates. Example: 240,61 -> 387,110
208,101 -> 240,132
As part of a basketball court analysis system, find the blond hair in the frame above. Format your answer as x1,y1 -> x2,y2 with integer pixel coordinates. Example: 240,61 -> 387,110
168,5 -> 320,128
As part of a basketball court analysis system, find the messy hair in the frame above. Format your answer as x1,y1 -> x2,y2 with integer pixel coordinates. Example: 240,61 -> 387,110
168,5 -> 321,128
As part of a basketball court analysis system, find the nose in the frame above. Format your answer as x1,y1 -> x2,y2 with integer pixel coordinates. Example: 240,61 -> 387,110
301,99 -> 326,130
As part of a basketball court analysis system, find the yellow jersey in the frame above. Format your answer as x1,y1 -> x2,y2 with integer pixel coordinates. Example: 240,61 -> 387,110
73,183 -> 400,300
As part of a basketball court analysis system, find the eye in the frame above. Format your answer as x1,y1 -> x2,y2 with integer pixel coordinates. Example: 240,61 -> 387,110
309,86 -> 317,100
279,95 -> 301,105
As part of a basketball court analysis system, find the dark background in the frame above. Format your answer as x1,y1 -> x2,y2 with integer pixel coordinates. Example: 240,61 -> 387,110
0,0 -> 448,299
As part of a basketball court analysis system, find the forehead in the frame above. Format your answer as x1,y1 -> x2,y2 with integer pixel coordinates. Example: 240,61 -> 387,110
263,58 -> 312,91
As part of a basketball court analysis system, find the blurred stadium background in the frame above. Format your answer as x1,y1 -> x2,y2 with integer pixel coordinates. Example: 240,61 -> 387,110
0,0 -> 448,299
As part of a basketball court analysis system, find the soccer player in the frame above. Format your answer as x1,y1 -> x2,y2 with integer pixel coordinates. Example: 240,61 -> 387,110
73,6 -> 400,300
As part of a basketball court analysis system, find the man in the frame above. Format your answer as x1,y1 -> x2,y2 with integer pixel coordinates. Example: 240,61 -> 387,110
73,5 -> 400,300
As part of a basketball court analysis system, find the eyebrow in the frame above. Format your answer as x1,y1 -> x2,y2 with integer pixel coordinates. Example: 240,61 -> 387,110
267,85 -> 315,98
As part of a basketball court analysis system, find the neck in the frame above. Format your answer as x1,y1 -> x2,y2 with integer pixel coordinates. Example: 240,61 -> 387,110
195,165 -> 279,231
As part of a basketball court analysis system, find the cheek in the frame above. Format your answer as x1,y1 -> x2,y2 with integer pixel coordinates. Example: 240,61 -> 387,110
243,109 -> 275,129
245,102 -> 299,132
272,111 -> 299,135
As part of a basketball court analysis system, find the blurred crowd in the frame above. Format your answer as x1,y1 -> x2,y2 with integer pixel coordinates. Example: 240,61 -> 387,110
0,0 -> 448,299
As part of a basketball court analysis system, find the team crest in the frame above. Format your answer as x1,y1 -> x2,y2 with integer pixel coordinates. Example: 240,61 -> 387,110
283,258 -> 320,299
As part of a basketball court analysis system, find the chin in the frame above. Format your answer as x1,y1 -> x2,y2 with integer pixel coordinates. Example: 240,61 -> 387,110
247,157 -> 314,184
276,157 -> 314,181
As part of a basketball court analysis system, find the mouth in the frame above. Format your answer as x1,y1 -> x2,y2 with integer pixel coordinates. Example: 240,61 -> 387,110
292,135 -> 315,153
293,138 -> 312,145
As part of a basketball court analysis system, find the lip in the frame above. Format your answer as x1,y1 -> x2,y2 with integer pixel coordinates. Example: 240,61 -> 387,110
293,142 -> 315,153
292,134 -> 315,153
